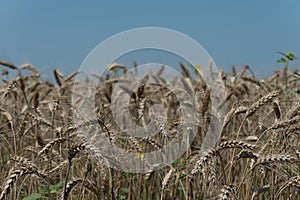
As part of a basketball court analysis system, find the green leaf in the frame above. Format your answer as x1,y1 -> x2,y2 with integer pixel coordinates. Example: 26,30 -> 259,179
120,194 -> 127,200
22,193 -> 42,200
120,187 -> 129,193
277,51 -> 286,57
290,89 -> 297,95
179,158 -> 185,166
119,188 -> 129,200
277,51 -> 297,61
286,51 -> 297,60
270,83 -> 283,90
276,58 -> 287,63
39,184 -> 48,193
50,182 -> 64,193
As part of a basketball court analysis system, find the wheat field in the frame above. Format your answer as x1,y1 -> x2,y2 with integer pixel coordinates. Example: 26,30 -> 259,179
0,60 -> 299,200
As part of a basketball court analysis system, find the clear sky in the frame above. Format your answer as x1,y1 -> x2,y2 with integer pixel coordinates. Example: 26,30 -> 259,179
1,1 -> 300,79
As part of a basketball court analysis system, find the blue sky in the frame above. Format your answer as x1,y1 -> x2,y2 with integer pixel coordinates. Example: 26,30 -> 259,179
0,1 -> 300,79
